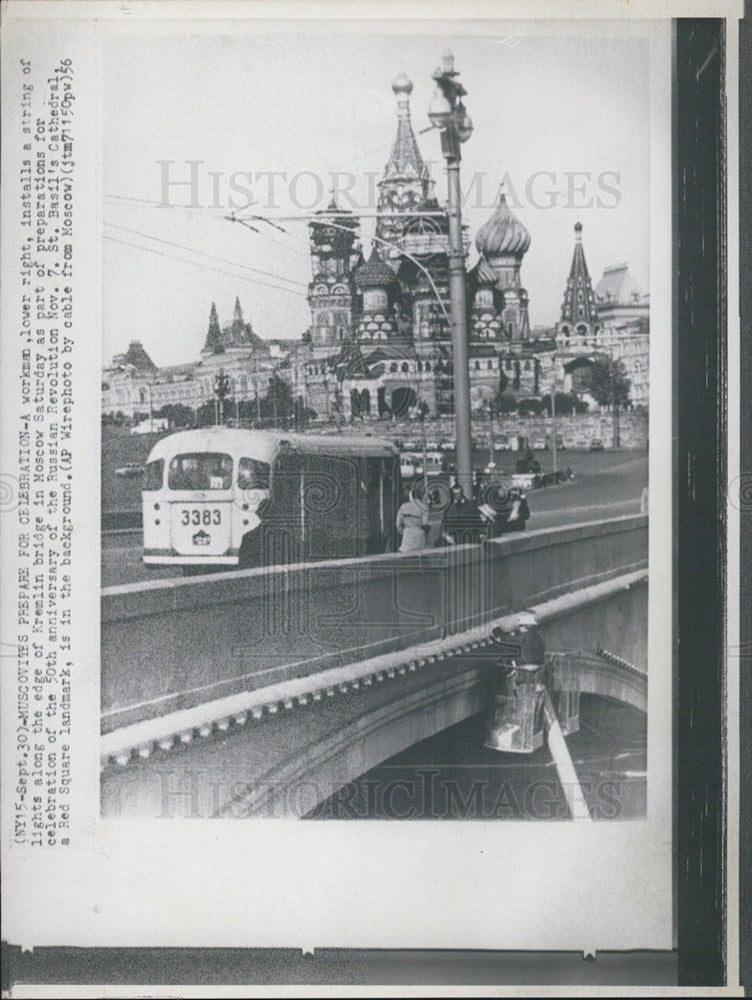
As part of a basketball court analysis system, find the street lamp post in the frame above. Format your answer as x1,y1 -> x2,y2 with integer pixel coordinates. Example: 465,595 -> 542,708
550,357 -> 558,476
213,369 -> 230,426
429,49 -> 473,497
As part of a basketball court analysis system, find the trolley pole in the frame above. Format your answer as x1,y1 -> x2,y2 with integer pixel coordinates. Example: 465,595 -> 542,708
428,50 -> 474,498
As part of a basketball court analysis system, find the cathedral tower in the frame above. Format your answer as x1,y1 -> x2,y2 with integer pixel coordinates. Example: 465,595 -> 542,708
557,221 -> 598,342
202,302 -> 224,355
475,189 -> 532,341
354,247 -> 399,342
307,196 -> 362,358
376,72 -> 436,267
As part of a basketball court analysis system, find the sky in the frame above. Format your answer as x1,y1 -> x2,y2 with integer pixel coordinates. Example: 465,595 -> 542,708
103,22 -> 661,368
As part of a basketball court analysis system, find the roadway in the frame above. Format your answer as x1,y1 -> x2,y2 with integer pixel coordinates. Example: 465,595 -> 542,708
101,449 -> 648,588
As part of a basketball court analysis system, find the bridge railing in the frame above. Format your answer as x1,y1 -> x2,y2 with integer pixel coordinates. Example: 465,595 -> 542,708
101,514 -> 647,733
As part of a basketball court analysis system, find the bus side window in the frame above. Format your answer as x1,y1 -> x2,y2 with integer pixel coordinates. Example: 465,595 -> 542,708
238,457 -> 271,491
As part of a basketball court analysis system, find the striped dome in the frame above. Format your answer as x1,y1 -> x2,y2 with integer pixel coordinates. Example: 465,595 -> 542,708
354,247 -> 397,289
474,253 -> 499,286
475,192 -> 531,257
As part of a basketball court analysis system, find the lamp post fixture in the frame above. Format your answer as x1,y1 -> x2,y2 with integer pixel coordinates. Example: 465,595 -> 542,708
429,48 -> 474,497
549,356 -> 558,476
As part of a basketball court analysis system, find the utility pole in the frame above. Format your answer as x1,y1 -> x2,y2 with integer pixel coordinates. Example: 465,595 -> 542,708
428,49 -> 474,497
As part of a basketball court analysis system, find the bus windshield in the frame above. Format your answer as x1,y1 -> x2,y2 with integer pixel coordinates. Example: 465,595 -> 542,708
168,453 -> 233,491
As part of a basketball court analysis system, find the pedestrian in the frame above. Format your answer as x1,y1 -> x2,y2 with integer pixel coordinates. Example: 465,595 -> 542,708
471,468 -> 483,504
440,483 -> 486,546
396,485 -> 430,552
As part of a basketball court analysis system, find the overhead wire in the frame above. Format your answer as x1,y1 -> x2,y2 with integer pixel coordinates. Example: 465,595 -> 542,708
104,222 -> 308,289
105,189 -> 310,257
103,234 -> 309,298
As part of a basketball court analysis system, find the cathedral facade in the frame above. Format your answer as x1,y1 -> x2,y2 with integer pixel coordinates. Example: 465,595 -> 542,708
300,71 -> 540,423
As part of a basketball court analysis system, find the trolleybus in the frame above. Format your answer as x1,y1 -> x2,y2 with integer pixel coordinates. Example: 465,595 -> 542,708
141,428 -> 402,571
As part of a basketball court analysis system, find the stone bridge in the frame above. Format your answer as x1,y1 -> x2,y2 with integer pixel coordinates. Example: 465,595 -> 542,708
100,514 -> 648,818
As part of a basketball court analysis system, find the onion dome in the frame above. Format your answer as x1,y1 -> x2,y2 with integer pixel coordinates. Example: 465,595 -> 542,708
392,71 -> 413,96
475,191 -> 531,257
354,247 -> 398,290
474,253 -> 499,286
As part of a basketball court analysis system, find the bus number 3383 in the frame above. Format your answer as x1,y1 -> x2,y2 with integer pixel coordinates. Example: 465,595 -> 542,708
181,509 -> 222,526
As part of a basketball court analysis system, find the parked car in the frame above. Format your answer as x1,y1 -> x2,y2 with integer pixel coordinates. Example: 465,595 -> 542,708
402,439 -> 420,451
589,438 -> 605,451
533,437 -> 548,451
541,469 -> 568,486
115,462 -> 144,477
399,453 -> 416,478
511,472 -> 537,491
493,436 -> 510,451
425,440 -> 440,451
439,439 -> 455,451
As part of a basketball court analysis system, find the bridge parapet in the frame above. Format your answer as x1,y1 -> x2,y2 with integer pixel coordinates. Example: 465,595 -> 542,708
101,515 -> 647,735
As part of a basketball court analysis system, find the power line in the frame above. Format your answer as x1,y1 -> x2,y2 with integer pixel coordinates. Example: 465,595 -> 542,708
104,222 -> 308,289
103,234 -> 309,298
106,190 -> 309,258
105,191 -> 224,215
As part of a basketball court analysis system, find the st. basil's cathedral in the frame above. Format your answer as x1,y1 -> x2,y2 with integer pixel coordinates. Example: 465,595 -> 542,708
299,70 -> 540,422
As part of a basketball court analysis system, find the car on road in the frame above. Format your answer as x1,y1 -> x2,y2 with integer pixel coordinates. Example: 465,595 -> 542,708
511,472 -> 537,490
414,451 -> 444,477
439,439 -> 455,451
476,473 -> 531,533
400,453 -> 416,478
426,440 -> 440,451
493,436 -> 510,451
115,462 -> 144,477
402,439 -> 420,451
533,437 -> 548,450
589,437 -> 605,451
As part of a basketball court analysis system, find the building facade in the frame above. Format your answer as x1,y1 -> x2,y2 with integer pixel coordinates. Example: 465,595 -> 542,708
101,299 -> 277,419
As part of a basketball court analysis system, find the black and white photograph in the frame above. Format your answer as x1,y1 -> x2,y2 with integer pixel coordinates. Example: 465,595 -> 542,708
99,26 -> 658,824
1,1 -> 741,985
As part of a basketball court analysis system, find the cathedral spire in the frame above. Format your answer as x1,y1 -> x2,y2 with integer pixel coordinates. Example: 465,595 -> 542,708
376,72 -> 434,267
203,302 -> 224,354
560,221 -> 597,326
383,72 -> 427,182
